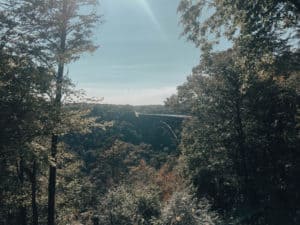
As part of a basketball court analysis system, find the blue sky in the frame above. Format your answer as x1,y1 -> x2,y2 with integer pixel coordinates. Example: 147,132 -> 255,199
69,0 -> 199,105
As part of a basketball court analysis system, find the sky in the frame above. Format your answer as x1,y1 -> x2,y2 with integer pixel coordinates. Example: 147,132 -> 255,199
68,0 -> 200,105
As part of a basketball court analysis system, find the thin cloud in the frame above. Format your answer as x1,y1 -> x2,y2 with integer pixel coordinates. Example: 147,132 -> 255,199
81,86 -> 176,105
109,63 -> 165,70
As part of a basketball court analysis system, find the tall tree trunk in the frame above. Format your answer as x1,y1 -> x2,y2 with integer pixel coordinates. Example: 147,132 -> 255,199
47,62 -> 65,225
92,216 -> 99,225
234,97 -> 254,204
235,100 -> 249,184
47,1 -> 67,224
18,158 -> 27,225
19,207 -> 27,225
47,132 -> 58,225
31,160 -> 38,225
6,212 -> 15,225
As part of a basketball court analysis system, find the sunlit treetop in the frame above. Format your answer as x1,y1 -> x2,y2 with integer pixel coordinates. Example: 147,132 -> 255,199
1,0 -> 102,66
178,0 -> 299,55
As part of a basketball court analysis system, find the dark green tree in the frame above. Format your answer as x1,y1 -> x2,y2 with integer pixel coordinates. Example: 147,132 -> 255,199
172,1 -> 300,223
0,49 -> 53,224
167,49 -> 299,224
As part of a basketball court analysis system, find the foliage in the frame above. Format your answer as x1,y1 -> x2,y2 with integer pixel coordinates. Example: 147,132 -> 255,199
99,184 -> 161,225
178,0 -> 299,55
157,189 -> 221,225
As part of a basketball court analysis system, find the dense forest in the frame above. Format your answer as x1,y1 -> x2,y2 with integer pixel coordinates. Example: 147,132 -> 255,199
0,0 -> 299,225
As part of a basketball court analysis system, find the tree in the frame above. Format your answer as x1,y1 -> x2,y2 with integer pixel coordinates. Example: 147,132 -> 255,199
158,189 -> 221,225
0,48 -> 53,224
166,49 -> 300,224
178,0 -> 300,89
99,184 -> 161,225
0,3 -> 56,224
172,1 -> 300,223
12,1 -> 101,224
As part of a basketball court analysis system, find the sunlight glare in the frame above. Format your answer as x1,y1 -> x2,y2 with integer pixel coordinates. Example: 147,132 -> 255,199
136,0 -> 167,39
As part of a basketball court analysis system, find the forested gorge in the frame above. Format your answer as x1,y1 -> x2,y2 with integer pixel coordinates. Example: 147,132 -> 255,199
0,0 -> 299,225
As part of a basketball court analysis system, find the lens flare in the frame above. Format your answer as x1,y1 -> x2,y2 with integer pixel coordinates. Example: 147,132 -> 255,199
137,0 -> 167,39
